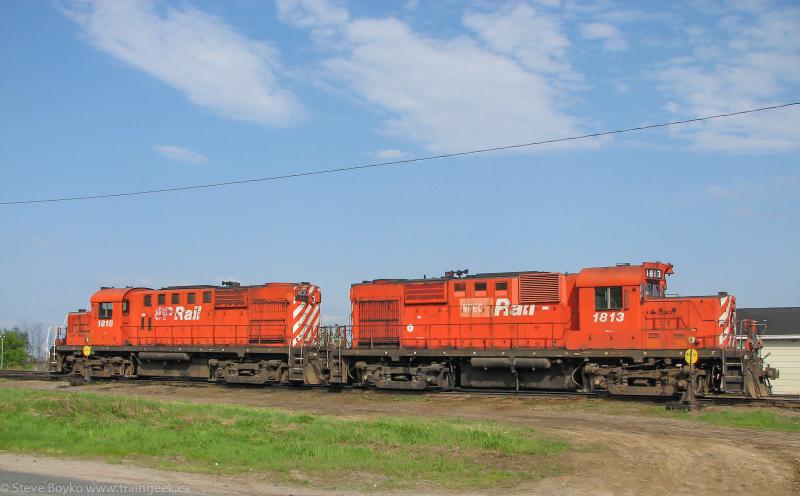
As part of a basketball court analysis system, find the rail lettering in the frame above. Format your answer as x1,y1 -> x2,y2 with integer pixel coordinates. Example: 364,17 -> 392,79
494,298 -> 536,317
154,306 -> 202,321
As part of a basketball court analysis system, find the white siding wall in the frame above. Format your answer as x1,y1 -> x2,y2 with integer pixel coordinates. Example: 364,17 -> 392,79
763,339 -> 800,395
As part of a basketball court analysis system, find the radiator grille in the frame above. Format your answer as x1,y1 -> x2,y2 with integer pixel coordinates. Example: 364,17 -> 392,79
249,299 -> 287,344
215,288 -> 247,308
519,273 -> 561,304
357,300 -> 400,347
404,282 -> 446,304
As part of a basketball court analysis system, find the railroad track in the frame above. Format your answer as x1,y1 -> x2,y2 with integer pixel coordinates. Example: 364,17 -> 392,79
699,394 -> 800,409
0,370 -> 60,381
1,369 -> 798,409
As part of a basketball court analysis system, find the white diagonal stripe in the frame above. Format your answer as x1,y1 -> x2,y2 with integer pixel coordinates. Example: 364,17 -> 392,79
293,302 -> 306,319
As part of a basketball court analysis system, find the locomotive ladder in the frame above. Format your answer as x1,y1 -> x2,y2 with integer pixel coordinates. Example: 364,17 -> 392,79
288,344 -> 305,382
325,325 -> 347,384
721,357 -> 745,394
721,320 -> 747,394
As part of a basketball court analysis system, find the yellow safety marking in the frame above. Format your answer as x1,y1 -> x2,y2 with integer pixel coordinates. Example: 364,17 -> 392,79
684,348 -> 698,364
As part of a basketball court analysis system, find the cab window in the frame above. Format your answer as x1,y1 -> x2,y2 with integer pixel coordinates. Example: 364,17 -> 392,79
595,287 -> 623,310
98,302 -> 113,319
645,282 -> 662,298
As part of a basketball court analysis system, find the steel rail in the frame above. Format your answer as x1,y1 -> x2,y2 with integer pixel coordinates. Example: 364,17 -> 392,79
1,370 -> 797,408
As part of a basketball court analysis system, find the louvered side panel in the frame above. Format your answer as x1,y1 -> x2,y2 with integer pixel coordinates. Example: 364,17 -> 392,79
358,300 -> 400,346
404,282 -> 447,304
519,273 -> 562,304
249,299 -> 288,343
215,288 -> 247,308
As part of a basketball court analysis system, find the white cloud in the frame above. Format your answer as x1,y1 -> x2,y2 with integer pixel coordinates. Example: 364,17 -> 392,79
62,0 -> 302,126
281,2 -> 583,153
331,18 -> 581,152
705,184 -> 732,199
374,149 -> 404,159
580,22 -> 628,51
654,5 -> 800,152
463,4 -> 576,79
153,145 -> 209,164
275,0 -> 348,28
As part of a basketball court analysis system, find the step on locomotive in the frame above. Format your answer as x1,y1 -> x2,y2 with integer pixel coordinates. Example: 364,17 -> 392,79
52,262 -> 778,398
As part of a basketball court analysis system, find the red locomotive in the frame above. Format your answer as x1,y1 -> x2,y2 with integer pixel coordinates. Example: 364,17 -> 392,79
59,282 -> 321,383
53,261 -> 777,397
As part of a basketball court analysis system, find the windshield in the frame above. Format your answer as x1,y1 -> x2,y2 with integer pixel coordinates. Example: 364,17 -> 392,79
645,281 -> 663,298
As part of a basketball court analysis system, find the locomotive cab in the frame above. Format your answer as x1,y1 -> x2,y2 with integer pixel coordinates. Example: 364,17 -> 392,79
573,262 -> 675,349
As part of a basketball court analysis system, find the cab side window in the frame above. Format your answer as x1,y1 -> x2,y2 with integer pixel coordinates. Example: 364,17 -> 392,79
98,302 -> 113,319
595,287 -> 623,310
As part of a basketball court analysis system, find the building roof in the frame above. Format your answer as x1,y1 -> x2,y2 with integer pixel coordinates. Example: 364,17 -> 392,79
738,307 -> 800,336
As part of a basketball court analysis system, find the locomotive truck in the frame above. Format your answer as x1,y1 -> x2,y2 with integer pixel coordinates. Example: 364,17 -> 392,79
52,261 -> 777,398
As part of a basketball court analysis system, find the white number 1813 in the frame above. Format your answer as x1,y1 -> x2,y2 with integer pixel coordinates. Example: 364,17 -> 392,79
593,312 -> 624,323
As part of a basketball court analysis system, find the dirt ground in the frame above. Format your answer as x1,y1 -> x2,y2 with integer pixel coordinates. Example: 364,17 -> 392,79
1,380 -> 798,496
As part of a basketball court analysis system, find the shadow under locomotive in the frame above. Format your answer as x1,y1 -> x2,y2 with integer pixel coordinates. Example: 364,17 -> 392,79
52,262 -> 778,399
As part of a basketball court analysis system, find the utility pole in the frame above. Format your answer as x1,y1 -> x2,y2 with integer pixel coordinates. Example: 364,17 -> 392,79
1,332 -> 5,370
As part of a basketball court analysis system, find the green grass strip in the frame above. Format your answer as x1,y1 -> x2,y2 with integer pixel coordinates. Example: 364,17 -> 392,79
683,408 -> 800,432
0,388 -> 569,489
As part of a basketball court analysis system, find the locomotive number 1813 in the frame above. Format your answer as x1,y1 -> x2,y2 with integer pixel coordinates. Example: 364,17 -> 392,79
592,312 -> 625,323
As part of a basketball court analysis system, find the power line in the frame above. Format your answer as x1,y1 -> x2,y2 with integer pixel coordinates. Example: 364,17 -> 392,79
2,101 -> 798,206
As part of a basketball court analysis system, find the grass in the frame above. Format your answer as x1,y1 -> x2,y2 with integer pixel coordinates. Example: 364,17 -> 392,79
549,397 -> 800,432
656,407 -> 800,432
1,362 -> 38,371
0,388 -> 569,490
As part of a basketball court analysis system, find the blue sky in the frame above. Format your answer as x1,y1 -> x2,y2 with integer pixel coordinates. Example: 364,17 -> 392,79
1,0 -> 798,328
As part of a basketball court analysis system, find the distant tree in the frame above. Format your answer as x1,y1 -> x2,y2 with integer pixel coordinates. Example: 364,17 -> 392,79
24,322 -> 47,359
1,328 -> 30,368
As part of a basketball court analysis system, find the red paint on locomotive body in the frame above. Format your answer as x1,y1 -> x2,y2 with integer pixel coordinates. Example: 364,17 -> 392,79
351,262 -> 735,351
65,283 -> 321,348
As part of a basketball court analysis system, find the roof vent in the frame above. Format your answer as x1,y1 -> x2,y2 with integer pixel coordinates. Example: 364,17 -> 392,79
221,281 -> 240,287
519,273 -> 562,304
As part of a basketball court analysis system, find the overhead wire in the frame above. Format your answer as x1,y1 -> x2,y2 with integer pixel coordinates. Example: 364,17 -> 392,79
1,101 -> 797,206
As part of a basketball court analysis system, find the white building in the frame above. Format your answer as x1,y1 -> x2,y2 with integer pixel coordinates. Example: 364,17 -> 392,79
738,307 -> 800,395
